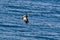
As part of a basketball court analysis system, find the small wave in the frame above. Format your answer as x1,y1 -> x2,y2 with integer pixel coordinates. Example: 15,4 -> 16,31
0,24 -> 25,28
19,35 -> 57,40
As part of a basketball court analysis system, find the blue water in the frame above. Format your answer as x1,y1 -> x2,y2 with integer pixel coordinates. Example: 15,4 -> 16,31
0,0 -> 60,40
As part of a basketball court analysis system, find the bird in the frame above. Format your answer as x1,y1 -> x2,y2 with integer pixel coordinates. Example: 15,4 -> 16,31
22,13 -> 29,24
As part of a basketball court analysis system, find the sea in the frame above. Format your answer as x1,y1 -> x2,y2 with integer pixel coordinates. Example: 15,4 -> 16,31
0,0 -> 60,40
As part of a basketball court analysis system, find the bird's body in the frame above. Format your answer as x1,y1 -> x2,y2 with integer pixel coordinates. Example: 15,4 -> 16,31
23,17 -> 27,21
22,13 -> 29,24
